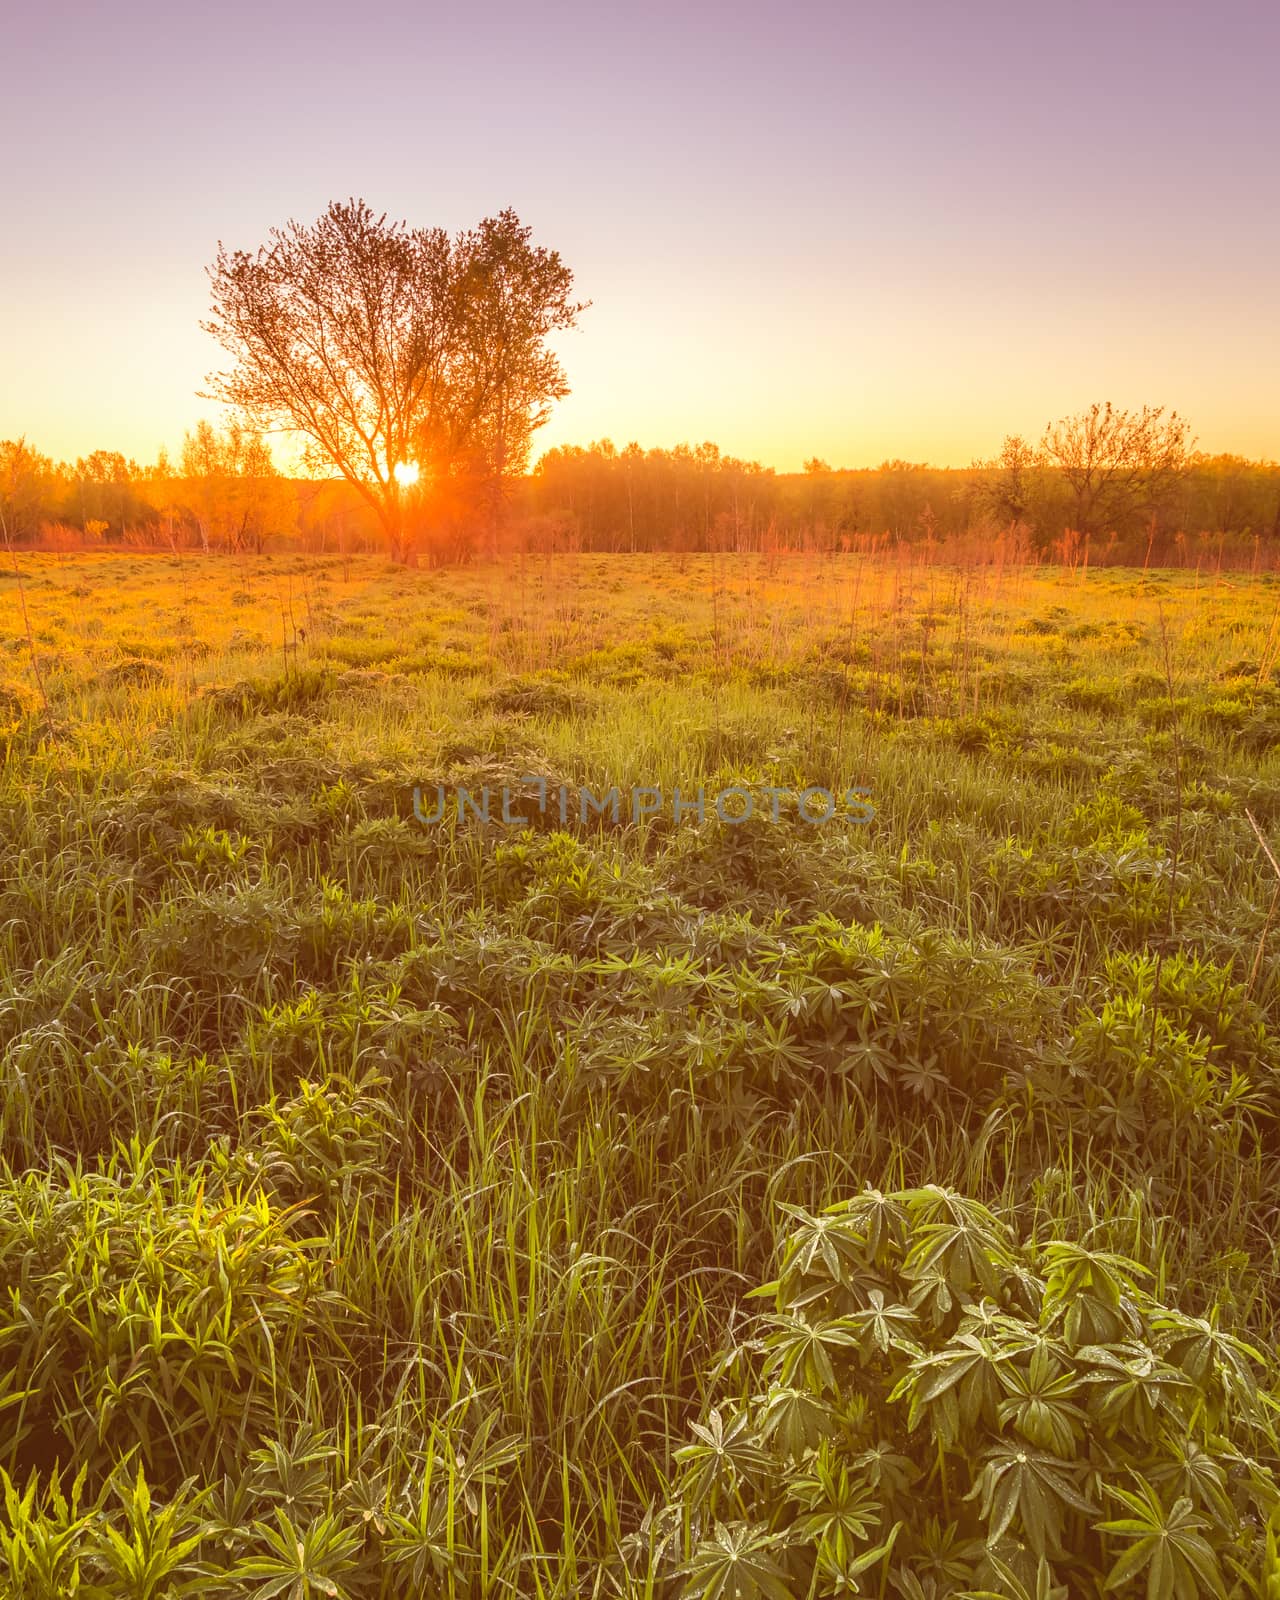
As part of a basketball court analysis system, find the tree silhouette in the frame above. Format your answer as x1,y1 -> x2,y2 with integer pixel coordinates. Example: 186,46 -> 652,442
1041,402 -> 1193,539
204,199 -> 585,562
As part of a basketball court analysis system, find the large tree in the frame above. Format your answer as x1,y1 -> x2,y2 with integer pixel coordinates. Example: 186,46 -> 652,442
1040,401 -> 1193,539
203,199 -> 585,561
449,210 -> 587,540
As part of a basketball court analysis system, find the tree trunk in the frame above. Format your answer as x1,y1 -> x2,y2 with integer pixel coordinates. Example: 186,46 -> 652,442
384,493 -> 409,563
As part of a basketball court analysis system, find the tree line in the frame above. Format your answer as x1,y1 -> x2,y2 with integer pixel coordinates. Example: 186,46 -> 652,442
0,430 -> 362,556
530,411 -> 1280,565
4,423 -> 1279,568
2,195 -> 1277,566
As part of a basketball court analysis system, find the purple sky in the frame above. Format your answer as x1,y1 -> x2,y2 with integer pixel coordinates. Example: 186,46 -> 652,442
3,0 -> 1277,469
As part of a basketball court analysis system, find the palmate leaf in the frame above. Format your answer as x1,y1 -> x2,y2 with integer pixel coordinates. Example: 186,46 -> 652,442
966,1445 -> 1098,1558
887,1050 -> 952,1102
958,1304 -> 1051,1351
380,1467 -> 467,1588
755,1384 -> 834,1458
960,1551 -> 1069,1600
676,1407 -> 771,1511
229,1508 -> 362,1600
771,1206 -> 869,1288
785,1442 -> 883,1547
1076,1343 -> 1194,1439
842,1038 -> 902,1087
249,1428 -> 338,1515
811,1521 -> 901,1596
997,1347 -> 1086,1458
1098,1479 -> 1227,1600
905,1263 -> 958,1326
1149,1308 -> 1265,1405
893,1515 -> 987,1597
840,1289 -> 920,1359
1145,1439 -> 1236,1531
902,1214 -> 1011,1297
1040,1243 -> 1149,1348
678,1521 -> 795,1600
849,1440 -> 918,1499
898,1186 -> 1007,1236
746,1012 -> 812,1081
826,1188 -> 909,1266
763,1313 -> 863,1392
1088,1088 -> 1149,1147
891,1333 -> 1015,1441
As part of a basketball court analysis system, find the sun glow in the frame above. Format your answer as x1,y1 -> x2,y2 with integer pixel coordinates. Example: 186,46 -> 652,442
393,460 -> 419,486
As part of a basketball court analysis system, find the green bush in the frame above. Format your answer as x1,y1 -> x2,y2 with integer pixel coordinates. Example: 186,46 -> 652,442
0,1145 -> 346,1483
644,1187 -> 1279,1599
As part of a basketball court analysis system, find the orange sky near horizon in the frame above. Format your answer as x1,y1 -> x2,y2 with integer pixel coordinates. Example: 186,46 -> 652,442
2,1 -> 1277,474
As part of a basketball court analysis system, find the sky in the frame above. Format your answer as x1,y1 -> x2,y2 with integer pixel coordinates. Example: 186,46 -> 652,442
2,0 -> 1277,473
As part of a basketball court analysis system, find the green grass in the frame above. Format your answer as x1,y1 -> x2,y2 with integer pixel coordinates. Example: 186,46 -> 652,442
2,550 -> 1280,1596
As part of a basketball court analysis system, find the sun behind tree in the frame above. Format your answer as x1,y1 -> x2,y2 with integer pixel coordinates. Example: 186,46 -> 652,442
203,199 -> 587,564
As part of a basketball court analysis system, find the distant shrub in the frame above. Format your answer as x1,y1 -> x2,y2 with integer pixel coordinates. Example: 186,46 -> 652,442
1060,676 -> 1123,714
1100,948 -> 1275,1076
945,709 -> 1027,754
193,669 -> 336,717
1135,693 -> 1193,727
979,665 -> 1039,703
321,634 -> 402,667
143,883 -> 300,991
100,657 -> 165,688
340,665 -> 399,699
1063,791 -> 1148,849
1018,741 -> 1107,784
988,836 -> 1183,944
476,673 -> 583,717
1238,709 -> 1280,753
1126,668 -> 1168,697
0,678 -> 38,726
1199,696 -> 1250,736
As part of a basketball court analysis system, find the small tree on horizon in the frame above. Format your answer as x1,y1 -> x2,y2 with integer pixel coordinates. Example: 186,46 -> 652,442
971,433 -> 1041,534
1041,401 -> 1193,540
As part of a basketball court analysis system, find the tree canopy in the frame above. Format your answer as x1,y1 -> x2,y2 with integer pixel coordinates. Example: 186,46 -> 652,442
204,199 -> 586,561
1040,401 -> 1194,539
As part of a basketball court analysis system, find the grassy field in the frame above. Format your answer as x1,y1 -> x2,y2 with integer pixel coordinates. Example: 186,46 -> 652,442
4,548 -> 1280,1597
